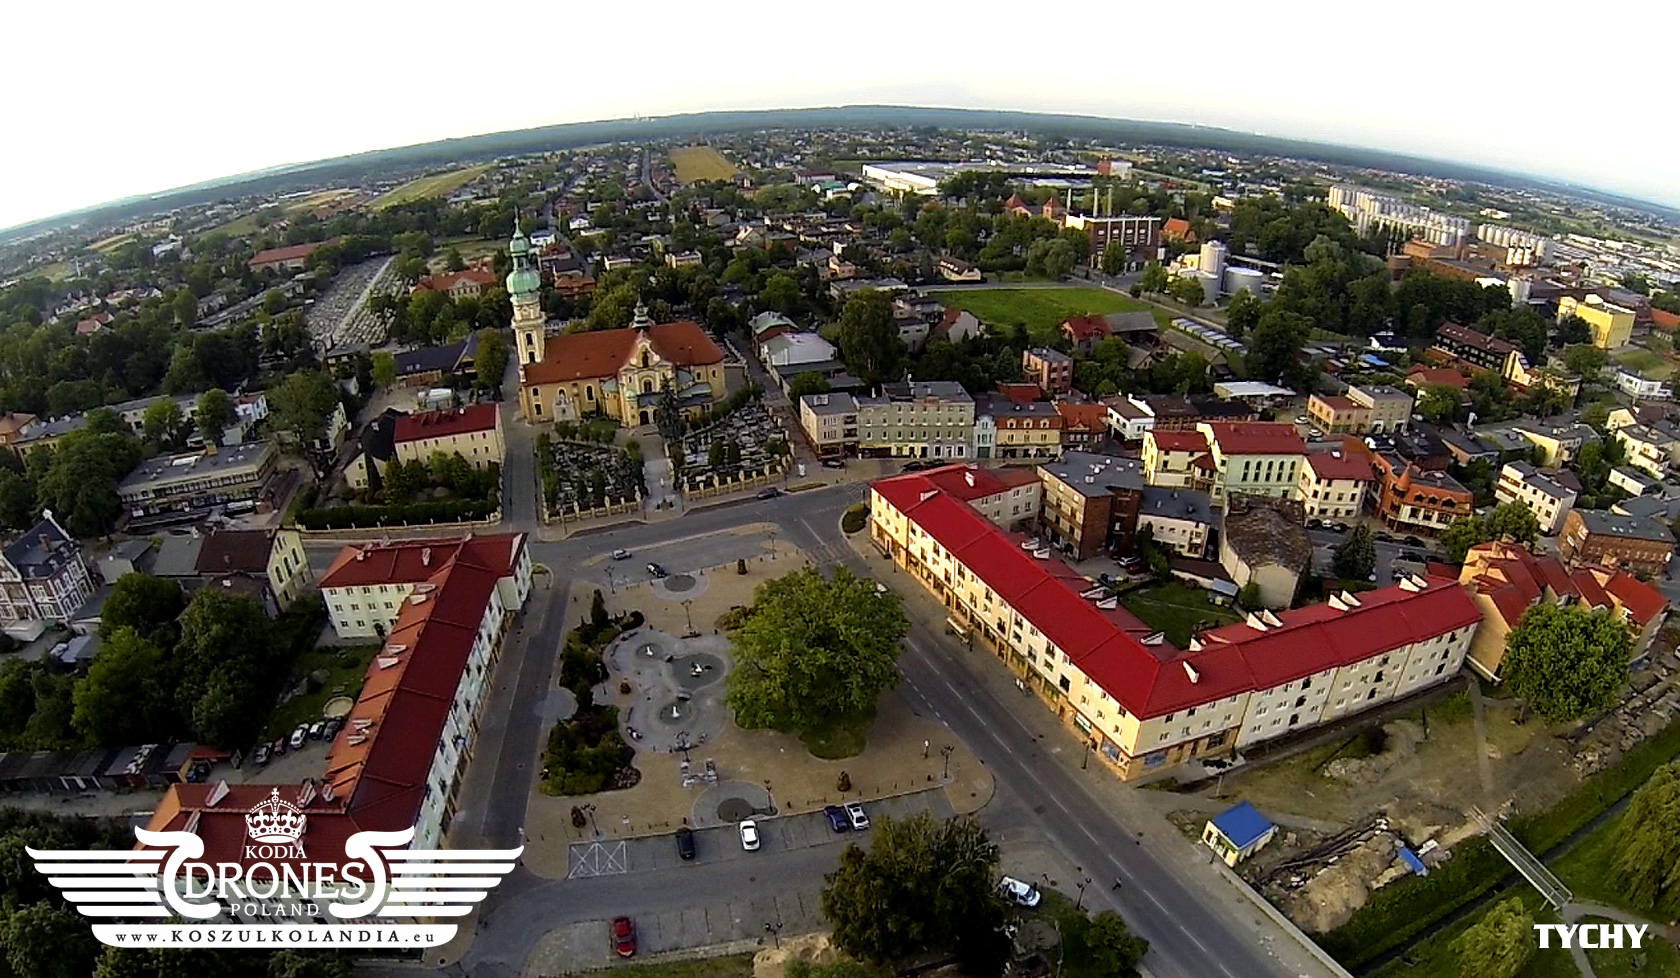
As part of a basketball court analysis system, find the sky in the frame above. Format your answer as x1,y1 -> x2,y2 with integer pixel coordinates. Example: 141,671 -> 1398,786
6,0 -> 1678,231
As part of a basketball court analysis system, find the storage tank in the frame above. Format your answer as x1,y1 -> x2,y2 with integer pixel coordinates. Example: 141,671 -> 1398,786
1196,271 -> 1222,305
1224,266 -> 1265,296
1198,241 -> 1228,280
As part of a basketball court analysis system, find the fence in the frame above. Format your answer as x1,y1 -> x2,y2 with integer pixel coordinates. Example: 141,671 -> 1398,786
679,456 -> 791,499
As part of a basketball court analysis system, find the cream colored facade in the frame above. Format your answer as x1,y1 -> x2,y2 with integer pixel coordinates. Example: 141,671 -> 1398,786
1346,384 -> 1413,434
1141,432 -> 1205,489
1197,424 -> 1302,501
870,482 -> 1479,780
1494,463 -> 1576,535
393,415 -> 505,470
857,382 -> 974,459
1295,461 -> 1369,520
266,528 -> 312,611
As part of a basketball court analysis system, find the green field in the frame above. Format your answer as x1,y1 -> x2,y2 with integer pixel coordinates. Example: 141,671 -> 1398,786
927,287 -> 1163,344
1616,347 -> 1676,380
1119,580 -> 1241,647
89,232 -> 134,255
669,145 -> 739,183
263,644 -> 379,738
373,163 -> 494,210
574,955 -> 754,978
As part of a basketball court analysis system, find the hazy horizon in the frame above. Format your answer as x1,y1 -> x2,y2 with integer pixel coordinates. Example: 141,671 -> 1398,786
6,0 -> 1677,231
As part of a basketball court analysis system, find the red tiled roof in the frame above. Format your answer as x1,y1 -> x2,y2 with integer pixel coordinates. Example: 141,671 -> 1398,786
874,472 -> 1479,719
919,464 -> 1028,502
997,382 -> 1042,404
1148,429 -> 1209,452
1061,315 -> 1110,343
248,240 -> 330,266
1056,401 -> 1110,433
523,321 -> 722,386
1305,451 -> 1375,483
1204,422 -> 1305,456
1162,218 -> 1194,240
1314,395 -> 1358,411
1406,366 -> 1471,390
416,269 -> 496,292
145,533 -> 525,870
1653,308 -> 1679,330
393,403 -> 499,445
1604,571 -> 1666,627
195,529 -> 272,575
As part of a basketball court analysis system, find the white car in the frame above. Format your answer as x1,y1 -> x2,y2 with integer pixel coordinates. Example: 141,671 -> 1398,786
845,802 -> 870,831
610,549 -> 630,560
739,819 -> 760,851
999,876 -> 1042,908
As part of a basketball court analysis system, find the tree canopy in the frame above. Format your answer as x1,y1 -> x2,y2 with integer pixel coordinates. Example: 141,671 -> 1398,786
1609,761 -> 1680,917
821,813 -> 1011,976
1440,502 -> 1541,563
836,290 -> 904,389
1332,525 -> 1376,581
726,567 -> 906,735
1502,603 -> 1630,723
1449,897 -> 1533,978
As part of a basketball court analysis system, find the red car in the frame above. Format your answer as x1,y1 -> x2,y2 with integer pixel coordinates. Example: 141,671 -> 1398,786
612,916 -> 636,958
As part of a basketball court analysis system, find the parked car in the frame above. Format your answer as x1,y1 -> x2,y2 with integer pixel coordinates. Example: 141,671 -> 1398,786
675,826 -> 696,860
252,743 -> 271,767
739,819 -> 761,851
323,717 -> 344,741
823,806 -> 850,833
756,487 -> 782,500
271,736 -> 287,757
611,549 -> 631,560
289,725 -> 309,750
1330,522 -> 1348,533
1294,415 -> 1311,425
901,460 -> 930,472
612,916 -> 636,957
646,562 -> 667,578
1404,536 -> 1425,548
307,721 -> 326,740
999,876 -> 1043,908
1307,518 -> 1322,529
821,458 -> 845,469
845,802 -> 870,831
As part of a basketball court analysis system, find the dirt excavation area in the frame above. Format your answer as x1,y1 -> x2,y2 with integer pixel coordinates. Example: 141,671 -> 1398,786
1166,632 -> 1680,934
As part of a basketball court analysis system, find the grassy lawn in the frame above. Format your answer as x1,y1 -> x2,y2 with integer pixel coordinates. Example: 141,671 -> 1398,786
89,232 -> 134,254
927,287 -> 1156,344
1588,931 -> 1680,978
373,163 -> 494,209
209,210 -> 267,238
669,146 -> 739,183
1371,892 -> 1581,978
263,644 -> 379,738
573,954 -> 755,978
801,704 -> 875,760
1119,580 -> 1241,647
1617,347 -> 1676,380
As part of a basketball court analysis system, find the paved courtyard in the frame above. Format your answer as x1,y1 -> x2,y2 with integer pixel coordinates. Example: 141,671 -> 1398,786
519,536 -> 993,879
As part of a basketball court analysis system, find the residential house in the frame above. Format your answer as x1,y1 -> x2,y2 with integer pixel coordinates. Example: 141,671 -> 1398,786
0,512 -> 96,635
1430,322 -> 1524,377
1055,401 -> 1110,451
1615,423 -> 1680,479
932,307 -> 981,344
1061,315 -> 1111,354
0,413 -> 37,452
855,382 -> 976,460
798,393 -> 859,458
1371,453 -> 1474,535
392,404 -> 505,470
1615,369 -> 1673,402
1558,510 -> 1674,575
1608,466 -> 1662,498
1037,452 -> 1146,560
1137,487 -> 1219,559
193,528 -> 314,614
1104,395 -> 1154,441
1459,541 -> 1668,679
247,241 -> 329,274
937,257 -> 982,283
1139,395 -> 1257,431
1306,395 -> 1371,435
346,409 -> 404,491
866,470 -> 1482,781
1022,348 -> 1074,395
1297,451 -> 1374,521
414,269 -> 496,299
318,533 -> 531,641
1142,429 -> 1211,489
393,333 -> 478,388
913,463 -> 1042,530
1346,385 -> 1414,434
1219,496 -> 1312,609
1196,422 -> 1306,502
1495,462 -> 1578,535
1559,295 -> 1636,350
1404,366 -> 1471,393
975,396 -> 1062,460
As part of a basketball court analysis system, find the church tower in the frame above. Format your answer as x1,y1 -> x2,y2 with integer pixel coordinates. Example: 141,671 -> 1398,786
507,224 -> 545,366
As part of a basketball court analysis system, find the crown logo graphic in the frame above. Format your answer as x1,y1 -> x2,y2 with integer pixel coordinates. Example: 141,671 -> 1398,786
245,788 -> 307,845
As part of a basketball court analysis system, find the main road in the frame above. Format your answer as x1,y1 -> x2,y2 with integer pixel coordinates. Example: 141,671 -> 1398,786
341,349 -> 1338,977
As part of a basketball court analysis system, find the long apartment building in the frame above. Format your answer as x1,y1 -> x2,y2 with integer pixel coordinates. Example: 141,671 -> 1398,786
869,471 -> 1482,780
799,382 -> 976,460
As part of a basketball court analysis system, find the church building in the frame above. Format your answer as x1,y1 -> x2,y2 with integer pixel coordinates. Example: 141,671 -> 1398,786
508,229 -> 728,426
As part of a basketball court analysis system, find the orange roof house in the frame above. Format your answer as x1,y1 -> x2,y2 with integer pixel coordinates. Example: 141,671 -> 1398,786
1162,217 -> 1196,243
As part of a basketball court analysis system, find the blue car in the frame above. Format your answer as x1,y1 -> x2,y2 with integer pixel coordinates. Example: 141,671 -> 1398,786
823,805 -> 850,832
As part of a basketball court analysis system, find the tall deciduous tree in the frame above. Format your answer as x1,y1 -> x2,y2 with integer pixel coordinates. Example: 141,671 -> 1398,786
72,627 -> 172,746
268,370 -> 340,476
821,813 -> 1009,976
100,573 -> 185,645
836,290 -> 904,389
174,590 -> 272,747
1502,603 -> 1630,722
475,329 -> 509,390
141,398 -> 184,448
1448,897 -> 1533,978
726,567 -> 906,735
194,388 -> 232,447
1609,761 -> 1680,916
1246,309 -> 1313,387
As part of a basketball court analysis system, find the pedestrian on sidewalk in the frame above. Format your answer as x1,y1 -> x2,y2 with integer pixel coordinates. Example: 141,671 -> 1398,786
1111,878 -> 1123,891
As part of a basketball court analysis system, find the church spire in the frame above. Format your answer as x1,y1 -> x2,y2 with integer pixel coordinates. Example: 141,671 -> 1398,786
507,215 -> 546,366
505,217 -> 540,302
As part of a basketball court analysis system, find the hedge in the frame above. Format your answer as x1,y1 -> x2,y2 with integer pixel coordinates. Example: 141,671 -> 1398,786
1318,716 -> 1680,968
841,504 -> 868,534
294,494 -> 498,530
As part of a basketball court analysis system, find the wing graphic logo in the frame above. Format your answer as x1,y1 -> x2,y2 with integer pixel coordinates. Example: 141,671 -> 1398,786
26,814 -> 523,945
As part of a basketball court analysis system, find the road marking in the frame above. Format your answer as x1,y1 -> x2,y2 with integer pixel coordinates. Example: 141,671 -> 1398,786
567,841 -> 628,879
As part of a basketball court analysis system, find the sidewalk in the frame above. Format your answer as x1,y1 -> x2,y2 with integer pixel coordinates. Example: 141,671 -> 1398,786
841,530 -> 1349,978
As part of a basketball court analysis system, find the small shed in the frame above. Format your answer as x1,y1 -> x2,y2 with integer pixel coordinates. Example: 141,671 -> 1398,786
1202,801 -> 1277,866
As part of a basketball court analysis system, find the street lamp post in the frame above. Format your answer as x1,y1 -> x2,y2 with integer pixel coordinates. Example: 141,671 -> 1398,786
941,744 -> 954,779
605,567 -> 615,595
1074,871 -> 1092,910
682,599 -> 694,636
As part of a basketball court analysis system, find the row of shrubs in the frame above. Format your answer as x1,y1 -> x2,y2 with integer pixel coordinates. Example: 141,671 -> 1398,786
542,608 -> 645,797
293,495 -> 499,530
1319,716 -> 1680,968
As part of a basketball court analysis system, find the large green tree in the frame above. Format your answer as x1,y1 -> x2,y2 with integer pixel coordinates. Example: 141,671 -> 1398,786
726,567 -> 906,735
821,813 -> 1010,976
72,627 -> 173,746
1502,603 -> 1630,722
1245,309 -> 1312,387
476,328 -> 509,390
33,428 -> 143,538
1448,897 -> 1533,978
194,388 -> 232,447
174,589 -> 274,747
836,290 -> 904,388
788,371 -> 831,398
1332,525 -> 1376,581
100,573 -> 185,645
141,398 -> 185,449
1069,911 -> 1150,977
1609,761 -> 1680,916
